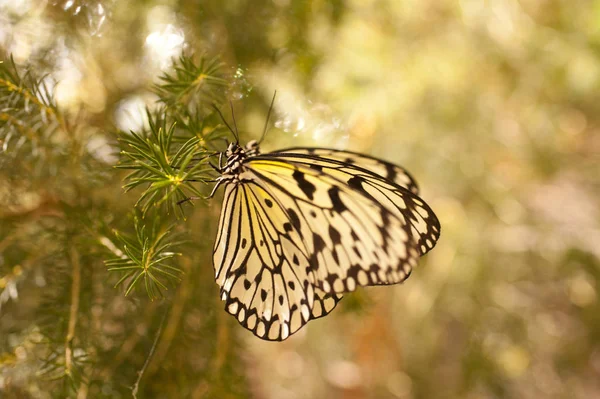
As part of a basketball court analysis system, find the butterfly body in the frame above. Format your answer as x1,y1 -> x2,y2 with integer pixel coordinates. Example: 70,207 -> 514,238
212,140 -> 440,340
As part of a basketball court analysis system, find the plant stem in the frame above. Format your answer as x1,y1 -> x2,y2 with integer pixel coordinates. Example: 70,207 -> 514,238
66,246 -> 81,377
131,306 -> 169,398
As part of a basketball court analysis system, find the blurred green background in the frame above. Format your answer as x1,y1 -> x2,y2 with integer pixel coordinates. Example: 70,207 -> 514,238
1,0 -> 600,398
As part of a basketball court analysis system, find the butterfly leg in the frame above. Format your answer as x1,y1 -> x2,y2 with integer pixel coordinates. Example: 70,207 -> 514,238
186,151 -> 220,167
219,151 -> 225,169
207,178 -> 226,198
177,196 -> 206,206
208,153 -> 225,173
176,177 -> 228,208
209,161 -> 222,173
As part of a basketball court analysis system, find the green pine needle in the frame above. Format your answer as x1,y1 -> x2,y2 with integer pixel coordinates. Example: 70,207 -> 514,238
154,54 -> 228,111
116,54 -> 230,215
117,111 -> 216,214
0,55 -> 68,168
105,216 -> 185,300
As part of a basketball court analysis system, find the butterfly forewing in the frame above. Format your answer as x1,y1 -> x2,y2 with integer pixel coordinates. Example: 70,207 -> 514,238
258,151 -> 441,256
245,159 -> 421,294
274,147 -> 420,194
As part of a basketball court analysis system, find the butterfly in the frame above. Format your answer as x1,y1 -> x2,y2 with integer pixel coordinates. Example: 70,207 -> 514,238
206,101 -> 440,341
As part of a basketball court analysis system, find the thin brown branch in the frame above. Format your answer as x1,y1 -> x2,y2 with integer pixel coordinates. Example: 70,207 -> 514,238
65,246 -> 81,377
146,257 -> 192,376
131,307 -> 169,399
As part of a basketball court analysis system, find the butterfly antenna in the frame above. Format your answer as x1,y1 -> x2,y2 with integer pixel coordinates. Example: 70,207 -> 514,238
212,104 -> 238,143
229,101 -> 240,144
259,90 -> 277,144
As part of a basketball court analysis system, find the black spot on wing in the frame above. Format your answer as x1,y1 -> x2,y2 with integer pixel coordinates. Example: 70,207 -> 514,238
348,176 -> 366,194
292,170 -> 316,200
234,263 -> 247,277
313,233 -> 326,253
328,187 -> 346,212
328,225 -> 341,245
385,162 -> 397,182
309,233 -> 327,271
332,249 -> 339,264
287,208 -> 302,236
326,273 -> 339,287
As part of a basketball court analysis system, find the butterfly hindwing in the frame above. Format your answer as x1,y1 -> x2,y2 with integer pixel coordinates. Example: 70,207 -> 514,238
213,179 -> 342,341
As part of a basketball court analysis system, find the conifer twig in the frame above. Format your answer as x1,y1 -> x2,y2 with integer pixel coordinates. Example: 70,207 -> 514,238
131,306 -> 169,398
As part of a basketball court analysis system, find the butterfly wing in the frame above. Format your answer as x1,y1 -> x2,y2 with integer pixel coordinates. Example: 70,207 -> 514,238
275,147 -> 420,194
213,146 -> 440,339
213,179 -> 341,341
243,157 -> 422,294
259,149 -> 440,256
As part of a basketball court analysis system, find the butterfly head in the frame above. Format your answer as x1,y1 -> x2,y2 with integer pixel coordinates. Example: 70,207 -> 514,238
222,140 -> 261,175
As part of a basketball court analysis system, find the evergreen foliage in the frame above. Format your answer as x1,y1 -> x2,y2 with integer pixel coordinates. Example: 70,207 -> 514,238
0,52 -> 249,397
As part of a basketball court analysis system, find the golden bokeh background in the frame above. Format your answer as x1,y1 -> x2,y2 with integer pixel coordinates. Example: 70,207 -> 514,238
1,0 -> 599,398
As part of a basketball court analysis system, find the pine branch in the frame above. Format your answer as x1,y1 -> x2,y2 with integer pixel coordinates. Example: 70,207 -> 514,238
0,44 -> 250,397
105,215 -> 185,299
36,245 -> 92,396
116,55 -> 231,216
116,111 -> 217,215
0,57 -> 69,172
154,55 -> 228,112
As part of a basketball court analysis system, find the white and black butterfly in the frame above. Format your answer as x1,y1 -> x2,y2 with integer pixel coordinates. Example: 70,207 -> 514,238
206,102 -> 440,341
